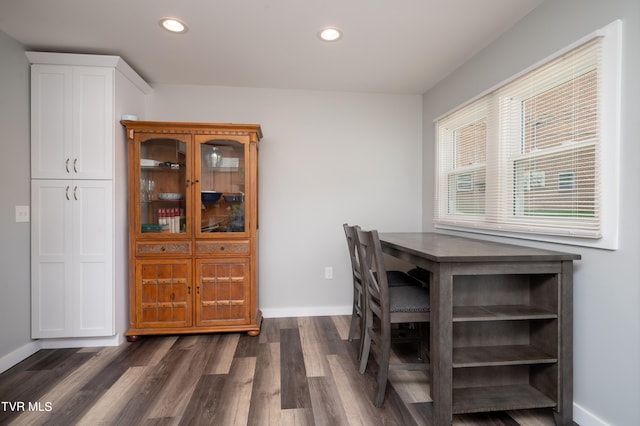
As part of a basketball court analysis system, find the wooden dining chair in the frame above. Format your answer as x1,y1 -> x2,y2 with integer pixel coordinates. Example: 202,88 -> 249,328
355,228 -> 430,407
343,224 -> 422,354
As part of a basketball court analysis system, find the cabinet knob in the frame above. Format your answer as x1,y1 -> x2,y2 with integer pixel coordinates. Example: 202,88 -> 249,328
73,158 -> 78,173
73,186 -> 78,200
160,246 -> 167,252
65,158 -> 70,173
65,186 -> 70,200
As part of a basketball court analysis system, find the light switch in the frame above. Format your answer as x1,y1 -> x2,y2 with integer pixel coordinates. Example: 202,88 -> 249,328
15,205 -> 30,222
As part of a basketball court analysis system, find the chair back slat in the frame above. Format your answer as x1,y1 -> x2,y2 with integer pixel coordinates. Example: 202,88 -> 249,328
343,224 -> 362,282
356,229 -> 387,323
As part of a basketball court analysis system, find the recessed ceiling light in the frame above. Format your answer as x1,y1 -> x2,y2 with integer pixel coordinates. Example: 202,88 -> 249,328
318,27 -> 342,42
160,17 -> 188,33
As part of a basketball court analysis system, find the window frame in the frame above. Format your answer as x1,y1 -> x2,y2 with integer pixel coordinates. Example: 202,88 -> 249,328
433,20 -> 621,250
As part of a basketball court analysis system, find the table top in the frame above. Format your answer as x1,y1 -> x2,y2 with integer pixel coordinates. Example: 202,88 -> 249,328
379,232 -> 581,263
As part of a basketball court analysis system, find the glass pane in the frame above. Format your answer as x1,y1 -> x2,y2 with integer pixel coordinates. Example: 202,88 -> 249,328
199,139 -> 245,234
521,69 -> 598,154
139,137 -> 187,234
448,168 -> 486,215
513,145 -> 596,218
455,118 -> 486,167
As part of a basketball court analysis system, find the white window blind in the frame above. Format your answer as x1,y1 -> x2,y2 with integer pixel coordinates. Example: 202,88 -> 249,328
434,21 -> 621,249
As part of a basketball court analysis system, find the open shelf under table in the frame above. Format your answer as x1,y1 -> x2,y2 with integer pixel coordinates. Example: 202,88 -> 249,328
452,384 -> 556,414
453,344 -> 557,368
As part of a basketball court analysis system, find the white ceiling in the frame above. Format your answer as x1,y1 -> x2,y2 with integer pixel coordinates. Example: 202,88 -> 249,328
0,0 -> 545,94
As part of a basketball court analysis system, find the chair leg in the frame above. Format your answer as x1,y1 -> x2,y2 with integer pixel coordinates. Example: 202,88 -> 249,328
358,328 -> 371,374
347,306 -> 359,342
357,308 -> 366,361
348,284 -> 363,343
374,337 -> 391,407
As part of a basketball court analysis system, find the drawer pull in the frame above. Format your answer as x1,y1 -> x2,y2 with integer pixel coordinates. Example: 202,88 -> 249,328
160,246 -> 167,252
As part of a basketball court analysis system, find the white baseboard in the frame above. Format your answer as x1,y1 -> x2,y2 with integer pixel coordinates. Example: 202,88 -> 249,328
261,305 -> 352,318
0,340 -> 42,374
574,402 -> 611,426
39,334 -> 125,349
0,334 -> 125,374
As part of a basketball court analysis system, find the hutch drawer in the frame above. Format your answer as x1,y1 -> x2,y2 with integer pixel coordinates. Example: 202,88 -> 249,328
196,240 -> 250,256
136,241 -> 192,256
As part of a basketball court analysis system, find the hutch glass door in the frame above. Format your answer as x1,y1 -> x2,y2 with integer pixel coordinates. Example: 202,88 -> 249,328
137,134 -> 190,236
196,137 -> 247,236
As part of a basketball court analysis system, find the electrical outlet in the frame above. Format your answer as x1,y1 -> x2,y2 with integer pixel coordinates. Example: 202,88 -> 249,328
324,266 -> 333,279
15,205 -> 30,222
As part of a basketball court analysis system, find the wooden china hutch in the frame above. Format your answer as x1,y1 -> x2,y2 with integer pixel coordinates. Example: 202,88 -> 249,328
121,121 -> 263,341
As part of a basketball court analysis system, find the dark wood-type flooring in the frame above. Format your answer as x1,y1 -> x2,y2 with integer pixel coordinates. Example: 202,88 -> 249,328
0,316 -> 559,425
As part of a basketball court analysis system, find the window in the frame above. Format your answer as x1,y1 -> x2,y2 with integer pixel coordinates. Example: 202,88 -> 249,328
434,21 -> 621,249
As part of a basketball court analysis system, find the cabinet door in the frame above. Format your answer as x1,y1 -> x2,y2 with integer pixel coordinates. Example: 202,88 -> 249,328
31,180 -> 74,338
72,181 -> 114,336
30,65 -> 114,179
195,258 -> 251,326
135,260 -> 192,328
72,67 -> 114,179
31,65 -> 73,179
31,180 -> 114,338
134,133 -> 191,237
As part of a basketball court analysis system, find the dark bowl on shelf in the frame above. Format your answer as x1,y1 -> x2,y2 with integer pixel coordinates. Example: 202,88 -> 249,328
223,194 -> 243,203
201,191 -> 222,203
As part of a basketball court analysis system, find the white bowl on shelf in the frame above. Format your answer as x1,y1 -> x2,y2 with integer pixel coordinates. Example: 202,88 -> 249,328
157,193 -> 183,200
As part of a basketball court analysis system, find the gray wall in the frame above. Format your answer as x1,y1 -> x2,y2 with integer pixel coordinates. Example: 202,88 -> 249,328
0,32 -> 32,358
422,0 -> 640,424
146,85 -> 424,316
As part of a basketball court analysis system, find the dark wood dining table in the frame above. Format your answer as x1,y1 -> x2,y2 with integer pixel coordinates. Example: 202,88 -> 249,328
378,232 -> 580,425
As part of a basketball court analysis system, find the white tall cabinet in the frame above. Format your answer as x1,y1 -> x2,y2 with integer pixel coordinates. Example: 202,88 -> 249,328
28,52 -> 150,340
